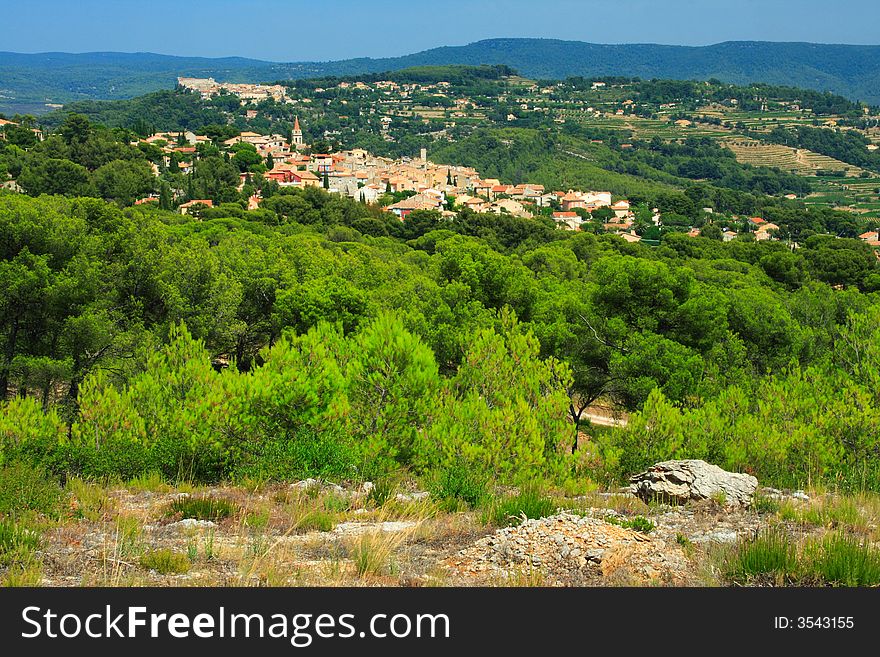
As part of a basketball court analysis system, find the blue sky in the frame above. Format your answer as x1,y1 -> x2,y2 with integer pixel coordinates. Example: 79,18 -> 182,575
2,0 -> 878,60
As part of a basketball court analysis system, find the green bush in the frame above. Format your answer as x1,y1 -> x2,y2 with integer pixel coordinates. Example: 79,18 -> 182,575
0,463 -> 65,519
367,475 -> 399,507
752,494 -> 782,515
71,328 -> 235,483
605,514 -> 655,533
0,396 -> 69,474
167,496 -> 235,522
347,312 -> 440,465
428,459 -> 489,509
139,549 -> 191,574
234,428 -> 360,483
419,317 -> 574,482
597,360 -> 880,490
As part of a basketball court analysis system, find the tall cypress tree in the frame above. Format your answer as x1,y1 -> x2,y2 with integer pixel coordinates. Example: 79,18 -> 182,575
159,182 -> 172,211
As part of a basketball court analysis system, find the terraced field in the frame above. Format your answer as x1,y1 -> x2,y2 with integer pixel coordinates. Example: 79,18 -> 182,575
724,139 -> 863,176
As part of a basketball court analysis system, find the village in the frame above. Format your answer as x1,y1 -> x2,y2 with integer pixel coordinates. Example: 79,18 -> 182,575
136,113 -> 812,245
157,75 -> 880,244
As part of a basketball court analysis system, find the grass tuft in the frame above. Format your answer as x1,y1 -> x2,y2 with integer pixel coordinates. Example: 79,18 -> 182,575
167,496 -> 235,522
805,533 -> 880,587
726,529 -> 799,586
0,520 -> 41,566
139,549 -> 191,575
351,531 -> 404,578
486,486 -> 556,527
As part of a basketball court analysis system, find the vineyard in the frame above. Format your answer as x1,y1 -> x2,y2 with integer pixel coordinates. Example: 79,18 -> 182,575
724,139 -> 862,176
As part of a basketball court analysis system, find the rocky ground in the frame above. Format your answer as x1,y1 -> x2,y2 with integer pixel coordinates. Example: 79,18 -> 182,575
16,474 -> 843,588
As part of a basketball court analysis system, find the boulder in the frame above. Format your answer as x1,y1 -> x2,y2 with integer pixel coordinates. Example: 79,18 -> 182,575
629,460 -> 758,507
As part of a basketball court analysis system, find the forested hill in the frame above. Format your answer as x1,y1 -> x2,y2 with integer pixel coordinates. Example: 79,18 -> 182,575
3,39 -> 880,114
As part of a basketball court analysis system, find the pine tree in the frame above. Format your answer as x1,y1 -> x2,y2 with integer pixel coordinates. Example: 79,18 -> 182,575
323,172 -> 330,189
266,153 -> 275,170
447,169 -> 452,185
385,181 -> 392,194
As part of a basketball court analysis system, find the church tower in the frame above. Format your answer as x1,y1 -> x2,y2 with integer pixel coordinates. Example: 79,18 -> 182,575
292,116 -> 303,148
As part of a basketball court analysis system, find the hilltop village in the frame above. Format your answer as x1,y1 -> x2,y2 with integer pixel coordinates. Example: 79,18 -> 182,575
3,71 -> 880,247
134,82 -> 782,244
137,117 -> 655,239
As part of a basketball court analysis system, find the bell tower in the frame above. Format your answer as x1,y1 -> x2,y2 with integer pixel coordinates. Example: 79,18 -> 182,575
292,116 -> 303,148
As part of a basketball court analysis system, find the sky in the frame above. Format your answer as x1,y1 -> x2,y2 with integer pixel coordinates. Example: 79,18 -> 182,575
1,0 -> 878,61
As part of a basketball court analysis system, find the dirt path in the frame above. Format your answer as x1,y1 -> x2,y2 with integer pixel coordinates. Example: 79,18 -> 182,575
583,411 -> 627,427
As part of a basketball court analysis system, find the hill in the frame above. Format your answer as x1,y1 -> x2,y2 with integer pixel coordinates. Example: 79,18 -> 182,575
3,40 -> 880,114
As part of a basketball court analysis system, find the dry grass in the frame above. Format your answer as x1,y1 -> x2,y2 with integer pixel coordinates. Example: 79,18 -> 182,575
14,478 -> 880,588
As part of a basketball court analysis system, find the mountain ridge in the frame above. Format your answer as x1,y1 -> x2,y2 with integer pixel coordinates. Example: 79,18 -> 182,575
2,39 -> 880,113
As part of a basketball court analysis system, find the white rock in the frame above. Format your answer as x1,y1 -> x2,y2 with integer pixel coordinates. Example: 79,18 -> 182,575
291,478 -> 321,490
630,460 -> 758,507
170,519 -> 216,529
693,530 -> 738,544
395,491 -> 429,503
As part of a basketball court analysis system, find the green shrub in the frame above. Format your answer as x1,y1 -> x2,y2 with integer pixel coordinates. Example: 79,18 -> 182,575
418,318 -> 574,482
167,496 -> 235,522
67,478 -> 114,521
596,362 -> 880,491
234,428 -> 360,483
0,463 -> 65,519
70,328 -> 235,483
428,459 -> 489,510
752,494 -> 781,515
487,485 -> 556,527
347,312 -> 440,466
0,396 -> 69,474
606,514 -> 655,533
139,549 -> 191,574
603,513 -> 655,533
